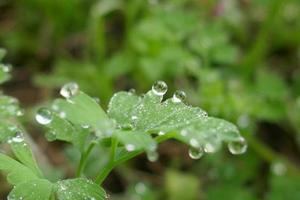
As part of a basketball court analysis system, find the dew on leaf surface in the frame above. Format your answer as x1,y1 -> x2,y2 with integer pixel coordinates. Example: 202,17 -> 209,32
228,137 -> 247,155
172,90 -> 186,103
36,108 -> 53,125
60,82 -> 79,99
152,80 -> 168,96
188,147 -> 204,159
125,144 -> 136,152
147,150 -> 158,162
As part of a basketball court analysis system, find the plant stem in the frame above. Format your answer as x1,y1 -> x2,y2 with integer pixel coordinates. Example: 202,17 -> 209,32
95,137 -> 118,184
76,142 -> 96,177
95,133 -> 174,185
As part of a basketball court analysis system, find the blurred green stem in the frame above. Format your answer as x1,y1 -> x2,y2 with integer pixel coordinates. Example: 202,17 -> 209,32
241,0 -> 284,74
244,132 -> 300,176
95,137 -> 119,184
76,142 -> 96,177
95,133 -> 172,185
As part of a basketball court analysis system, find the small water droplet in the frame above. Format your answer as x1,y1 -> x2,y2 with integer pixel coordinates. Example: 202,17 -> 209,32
60,82 -> 79,98
125,144 -> 136,152
81,124 -> 90,129
180,129 -> 188,136
189,138 -> 200,148
16,110 -> 24,116
188,147 -> 204,159
204,142 -> 218,153
36,108 -> 53,125
172,90 -> 186,103
152,81 -> 168,96
158,131 -> 165,136
93,97 -> 100,104
131,115 -> 138,121
7,132 -> 24,144
147,151 -> 158,162
121,123 -> 133,130
129,88 -> 136,94
228,137 -> 247,155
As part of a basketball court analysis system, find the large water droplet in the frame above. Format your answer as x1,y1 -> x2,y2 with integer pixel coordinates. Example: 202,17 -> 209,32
36,108 -> 53,125
172,90 -> 186,103
147,151 -> 158,162
188,147 -> 204,159
60,82 -> 79,99
228,137 -> 247,155
152,81 -> 168,96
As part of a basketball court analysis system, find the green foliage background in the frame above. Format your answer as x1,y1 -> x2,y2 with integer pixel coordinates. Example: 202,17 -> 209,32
1,0 -> 300,199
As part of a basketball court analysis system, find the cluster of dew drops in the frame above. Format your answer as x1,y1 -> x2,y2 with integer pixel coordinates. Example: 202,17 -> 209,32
151,81 -> 247,160
35,81 -> 247,162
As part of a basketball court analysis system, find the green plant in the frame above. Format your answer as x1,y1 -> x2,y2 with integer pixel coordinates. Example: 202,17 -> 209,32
0,54 -> 246,199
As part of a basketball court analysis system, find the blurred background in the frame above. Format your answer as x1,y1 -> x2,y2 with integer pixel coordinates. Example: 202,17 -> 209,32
1,0 -> 300,199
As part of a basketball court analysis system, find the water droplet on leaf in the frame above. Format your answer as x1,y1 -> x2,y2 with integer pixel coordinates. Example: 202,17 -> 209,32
60,82 -> 79,99
188,147 -> 204,159
36,108 -> 53,125
228,137 -> 247,155
147,150 -> 158,162
152,81 -> 168,96
125,144 -> 136,152
172,90 -> 186,103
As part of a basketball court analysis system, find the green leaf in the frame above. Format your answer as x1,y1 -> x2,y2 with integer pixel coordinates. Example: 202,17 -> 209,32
115,130 -> 157,152
0,153 -> 39,185
53,92 -> 112,137
0,95 -> 22,118
9,132 -> 43,177
55,178 -> 107,200
41,112 -> 89,152
8,179 -> 53,200
108,89 -> 241,152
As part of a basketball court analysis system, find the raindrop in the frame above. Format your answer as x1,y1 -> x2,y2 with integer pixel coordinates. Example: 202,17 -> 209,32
121,123 -> 133,130
152,81 -> 168,96
7,132 -> 24,144
158,131 -> 165,136
228,137 -> 247,155
189,138 -> 200,148
172,90 -> 186,103
188,147 -> 204,159
204,142 -> 218,153
60,82 -> 79,99
129,88 -> 136,94
125,144 -> 136,152
93,97 -> 100,104
147,150 -> 158,162
16,110 -> 24,116
81,124 -> 90,129
36,108 -> 53,125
